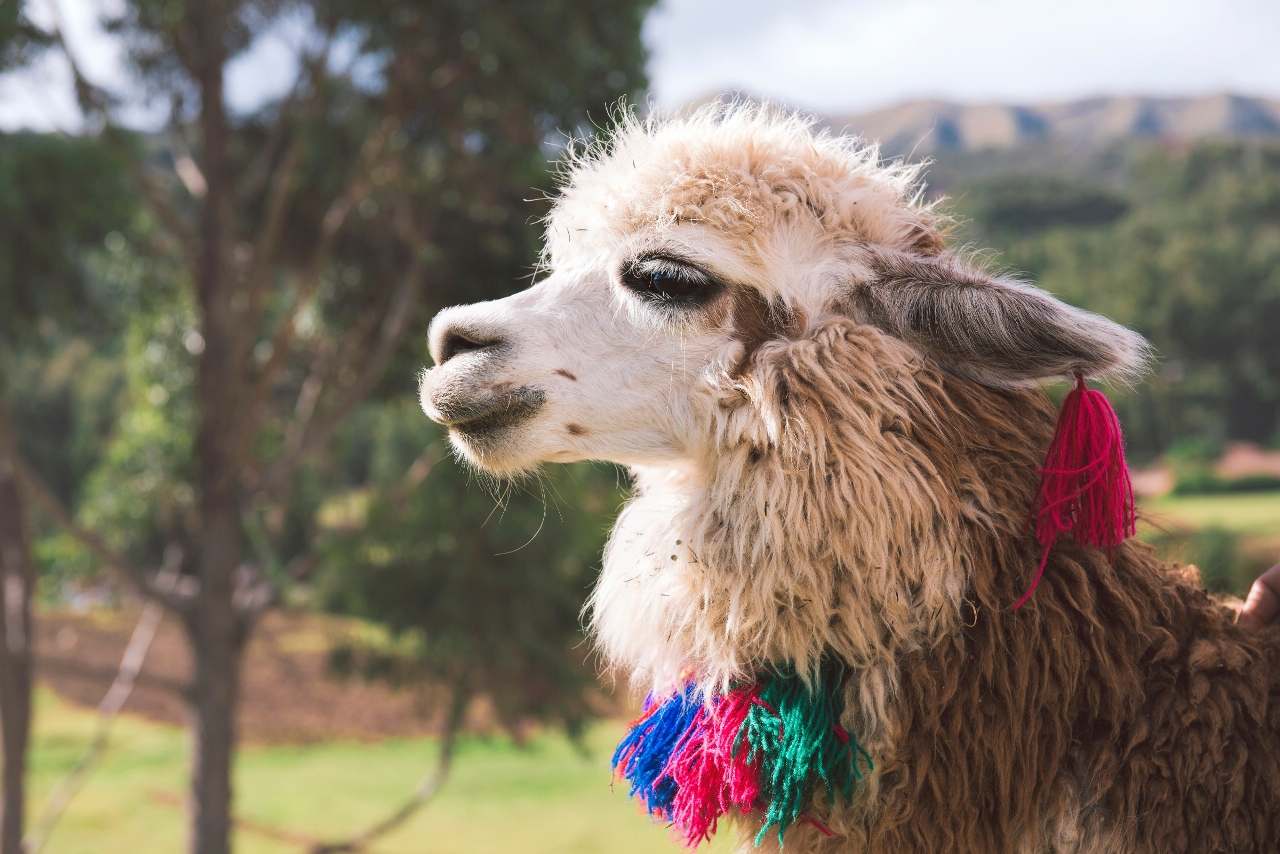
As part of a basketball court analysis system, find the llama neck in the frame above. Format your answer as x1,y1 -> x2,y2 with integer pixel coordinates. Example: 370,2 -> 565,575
589,322 -> 1057,763
591,324 -> 1018,686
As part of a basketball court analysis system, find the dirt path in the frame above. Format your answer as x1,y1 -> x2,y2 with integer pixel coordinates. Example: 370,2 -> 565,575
35,608 -> 453,745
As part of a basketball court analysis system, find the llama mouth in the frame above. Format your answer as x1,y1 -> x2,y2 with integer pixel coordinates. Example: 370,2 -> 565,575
435,386 -> 546,437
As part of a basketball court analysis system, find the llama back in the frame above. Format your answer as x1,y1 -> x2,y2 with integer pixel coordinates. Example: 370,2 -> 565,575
861,509 -> 1280,852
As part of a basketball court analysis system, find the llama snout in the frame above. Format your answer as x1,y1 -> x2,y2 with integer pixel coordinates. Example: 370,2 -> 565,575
420,307 -> 553,470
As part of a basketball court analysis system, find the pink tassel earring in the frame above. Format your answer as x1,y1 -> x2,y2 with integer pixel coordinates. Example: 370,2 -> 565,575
1015,372 -> 1136,609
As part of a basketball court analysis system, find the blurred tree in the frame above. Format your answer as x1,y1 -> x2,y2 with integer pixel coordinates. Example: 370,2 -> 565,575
4,1 -> 654,852
0,15 -> 60,847
323,410 -> 618,738
313,402 -> 623,849
0,131 -> 135,854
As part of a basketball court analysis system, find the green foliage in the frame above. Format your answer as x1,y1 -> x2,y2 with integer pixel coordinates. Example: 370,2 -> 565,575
6,338 -> 124,510
953,140 -> 1280,460
0,134 -> 136,345
1143,524 -> 1265,598
78,299 -> 199,563
1183,526 -> 1242,595
0,132 -> 140,593
319,401 -> 625,738
966,175 -> 1127,233
1172,472 -> 1280,497
0,131 -> 139,439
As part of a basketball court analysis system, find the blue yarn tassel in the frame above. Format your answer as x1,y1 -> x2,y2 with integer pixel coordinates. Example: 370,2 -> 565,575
612,681 -> 701,817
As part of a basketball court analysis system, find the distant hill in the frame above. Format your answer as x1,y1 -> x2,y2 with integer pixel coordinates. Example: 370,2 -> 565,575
822,93 -> 1280,157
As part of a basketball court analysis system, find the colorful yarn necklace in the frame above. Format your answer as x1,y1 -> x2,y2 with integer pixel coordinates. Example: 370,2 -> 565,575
612,660 -> 872,847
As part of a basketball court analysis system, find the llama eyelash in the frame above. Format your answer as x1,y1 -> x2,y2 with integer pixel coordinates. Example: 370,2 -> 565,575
618,253 -> 723,310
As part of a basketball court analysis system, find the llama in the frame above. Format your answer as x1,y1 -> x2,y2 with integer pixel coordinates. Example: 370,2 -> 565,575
418,104 -> 1280,853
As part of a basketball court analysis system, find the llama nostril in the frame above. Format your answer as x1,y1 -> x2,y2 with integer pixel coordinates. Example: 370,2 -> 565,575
437,327 -> 505,365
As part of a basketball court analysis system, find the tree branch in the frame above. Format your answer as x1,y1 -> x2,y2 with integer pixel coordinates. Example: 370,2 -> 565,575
310,691 -> 466,853
258,250 -> 424,493
2,441 -> 194,615
229,44 -> 337,377
43,1 -> 111,117
228,114 -> 401,468
45,8 -> 200,277
226,137 -> 303,373
129,162 -> 201,276
233,33 -> 332,210
24,548 -> 182,854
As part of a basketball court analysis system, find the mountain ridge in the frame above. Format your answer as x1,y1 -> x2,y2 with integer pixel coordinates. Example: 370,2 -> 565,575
819,92 -> 1280,156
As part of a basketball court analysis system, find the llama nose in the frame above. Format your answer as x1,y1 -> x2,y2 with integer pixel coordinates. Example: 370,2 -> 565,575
433,322 -> 507,365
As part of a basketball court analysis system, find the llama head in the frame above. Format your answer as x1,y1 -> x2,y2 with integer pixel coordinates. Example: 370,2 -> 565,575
419,103 -> 1149,689
420,103 -> 1146,477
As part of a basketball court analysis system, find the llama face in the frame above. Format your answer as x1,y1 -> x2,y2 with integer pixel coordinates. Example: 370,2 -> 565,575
420,216 -> 838,474
420,251 -> 727,474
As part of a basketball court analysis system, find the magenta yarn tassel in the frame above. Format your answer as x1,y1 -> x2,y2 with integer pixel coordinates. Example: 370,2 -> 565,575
1017,373 -> 1136,609
663,683 -> 763,845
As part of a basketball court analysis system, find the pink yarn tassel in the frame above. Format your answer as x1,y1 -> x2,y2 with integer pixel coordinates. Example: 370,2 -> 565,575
709,686 -> 764,811
1015,373 -> 1136,609
664,683 -> 763,846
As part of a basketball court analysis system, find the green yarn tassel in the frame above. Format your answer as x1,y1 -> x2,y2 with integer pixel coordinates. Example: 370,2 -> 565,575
743,660 -> 873,845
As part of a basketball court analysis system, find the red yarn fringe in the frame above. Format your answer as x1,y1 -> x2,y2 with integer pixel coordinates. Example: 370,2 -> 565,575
663,683 -> 764,846
801,813 -> 838,837
1016,373 -> 1136,609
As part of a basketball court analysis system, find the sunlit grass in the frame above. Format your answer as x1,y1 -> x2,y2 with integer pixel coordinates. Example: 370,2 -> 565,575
1136,491 -> 1280,596
27,689 -> 730,854
1140,490 -> 1280,538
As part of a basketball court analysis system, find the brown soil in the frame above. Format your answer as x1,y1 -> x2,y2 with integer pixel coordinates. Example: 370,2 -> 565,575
34,607 -> 503,745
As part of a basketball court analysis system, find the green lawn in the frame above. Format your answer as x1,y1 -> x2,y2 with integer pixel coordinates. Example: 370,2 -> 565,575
27,689 -> 733,854
1136,491 -> 1280,595
1141,491 -> 1280,538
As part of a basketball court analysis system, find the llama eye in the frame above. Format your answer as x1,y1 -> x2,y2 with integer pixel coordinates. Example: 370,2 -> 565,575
621,257 -> 715,305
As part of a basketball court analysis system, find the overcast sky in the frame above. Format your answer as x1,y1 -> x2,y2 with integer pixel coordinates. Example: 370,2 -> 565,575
645,0 -> 1280,113
2,0 -> 1279,132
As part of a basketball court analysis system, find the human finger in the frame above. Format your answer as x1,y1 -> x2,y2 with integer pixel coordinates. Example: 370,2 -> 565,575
1238,562 -> 1280,629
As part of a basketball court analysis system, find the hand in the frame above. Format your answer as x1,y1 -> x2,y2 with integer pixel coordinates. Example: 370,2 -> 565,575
1238,563 -> 1280,629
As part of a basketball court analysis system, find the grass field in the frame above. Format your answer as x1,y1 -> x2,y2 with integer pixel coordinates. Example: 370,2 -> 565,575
1141,486 -> 1280,594
1136,491 -> 1280,595
26,689 -> 730,854
1141,491 -> 1280,538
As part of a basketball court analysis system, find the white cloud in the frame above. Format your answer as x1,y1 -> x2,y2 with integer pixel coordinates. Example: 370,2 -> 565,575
645,0 -> 1280,112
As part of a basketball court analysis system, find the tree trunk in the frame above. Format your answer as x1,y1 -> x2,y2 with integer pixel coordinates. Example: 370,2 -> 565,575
0,460 -> 34,854
186,506 -> 242,854
189,2 -> 244,851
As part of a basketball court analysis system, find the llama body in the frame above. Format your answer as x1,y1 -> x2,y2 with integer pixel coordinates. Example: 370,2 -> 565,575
419,104 -> 1280,852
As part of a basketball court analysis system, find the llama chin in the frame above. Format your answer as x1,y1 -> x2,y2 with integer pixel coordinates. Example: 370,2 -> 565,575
420,101 -> 1280,853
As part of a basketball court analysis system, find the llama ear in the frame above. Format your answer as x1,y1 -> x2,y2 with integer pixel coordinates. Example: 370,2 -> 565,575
848,249 -> 1151,388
